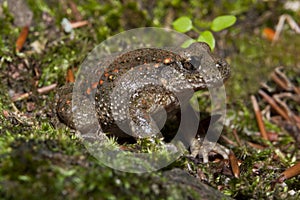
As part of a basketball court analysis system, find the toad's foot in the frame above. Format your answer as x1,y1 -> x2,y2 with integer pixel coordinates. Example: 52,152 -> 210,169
190,138 -> 229,163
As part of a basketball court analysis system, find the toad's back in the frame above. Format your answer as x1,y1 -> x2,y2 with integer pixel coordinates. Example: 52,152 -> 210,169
93,42 -> 230,139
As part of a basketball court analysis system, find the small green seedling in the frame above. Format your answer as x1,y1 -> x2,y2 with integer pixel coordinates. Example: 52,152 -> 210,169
172,15 -> 236,50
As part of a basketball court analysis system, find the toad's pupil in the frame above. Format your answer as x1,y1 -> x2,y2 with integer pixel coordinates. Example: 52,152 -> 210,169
189,56 -> 201,69
183,62 -> 194,71
183,56 -> 200,71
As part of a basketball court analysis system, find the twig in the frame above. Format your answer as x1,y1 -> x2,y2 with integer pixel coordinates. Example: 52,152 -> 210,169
260,82 -> 275,93
37,83 -> 57,94
68,0 -> 83,21
246,141 -> 265,150
273,93 -> 294,118
271,72 -> 290,91
232,129 -> 242,146
12,83 -> 57,102
273,14 -> 300,43
61,18 -> 88,33
251,95 -> 268,140
221,135 -> 238,147
272,67 -> 294,91
294,87 -> 300,95
261,105 -> 271,120
70,20 -> 88,29
273,93 -> 300,131
278,162 -> 300,182
12,92 -> 31,102
258,90 -> 289,121
274,67 -> 300,95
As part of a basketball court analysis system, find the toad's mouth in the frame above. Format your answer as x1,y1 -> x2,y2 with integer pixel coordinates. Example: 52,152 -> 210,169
186,74 -> 228,91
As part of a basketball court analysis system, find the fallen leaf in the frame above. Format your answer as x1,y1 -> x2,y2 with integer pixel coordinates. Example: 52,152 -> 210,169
16,26 -> 29,52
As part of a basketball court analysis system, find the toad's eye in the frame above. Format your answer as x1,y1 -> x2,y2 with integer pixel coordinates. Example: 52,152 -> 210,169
183,56 -> 201,71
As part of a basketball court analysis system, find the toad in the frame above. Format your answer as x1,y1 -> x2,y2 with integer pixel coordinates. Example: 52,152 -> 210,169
55,42 -> 230,162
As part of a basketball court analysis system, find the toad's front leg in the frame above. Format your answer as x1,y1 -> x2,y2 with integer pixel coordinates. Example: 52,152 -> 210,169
128,106 -> 165,138
190,138 -> 229,163
180,106 -> 229,163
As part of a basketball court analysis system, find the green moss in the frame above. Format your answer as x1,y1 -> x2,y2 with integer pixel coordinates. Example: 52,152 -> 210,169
0,0 -> 300,199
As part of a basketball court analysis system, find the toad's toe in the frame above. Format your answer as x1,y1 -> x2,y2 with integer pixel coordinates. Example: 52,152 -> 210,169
190,138 -> 229,163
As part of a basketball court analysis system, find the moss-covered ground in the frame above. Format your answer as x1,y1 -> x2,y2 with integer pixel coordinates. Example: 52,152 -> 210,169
1,0 -> 300,199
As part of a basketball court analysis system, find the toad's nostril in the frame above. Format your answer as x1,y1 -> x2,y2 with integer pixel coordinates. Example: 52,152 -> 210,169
217,59 -> 228,68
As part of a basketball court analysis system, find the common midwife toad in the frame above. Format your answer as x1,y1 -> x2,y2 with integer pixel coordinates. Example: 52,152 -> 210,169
56,42 -> 230,162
